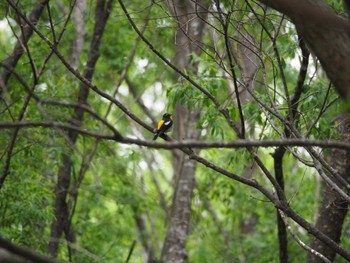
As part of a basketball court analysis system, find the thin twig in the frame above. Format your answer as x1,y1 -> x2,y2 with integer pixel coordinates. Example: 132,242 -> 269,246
278,210 -> 332,263
125,240 -> 137,263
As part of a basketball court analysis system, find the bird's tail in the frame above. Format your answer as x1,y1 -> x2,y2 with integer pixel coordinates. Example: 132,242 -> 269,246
153,133 -> 158,140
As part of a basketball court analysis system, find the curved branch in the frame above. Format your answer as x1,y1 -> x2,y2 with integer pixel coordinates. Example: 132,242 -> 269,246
6,1 -> 350,259
0,0 -> 49,92
0,121 -> 118,140
0,236 -> 58,263
6,0 -> 151,134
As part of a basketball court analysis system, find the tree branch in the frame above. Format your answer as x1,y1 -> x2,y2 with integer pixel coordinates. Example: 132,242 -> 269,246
0,236 -> 59,263
6,0 -> 151,134
278,210 -> 331,263
256,0 -> 350,99
0,0 -> 49,93
3,120 -> 350,150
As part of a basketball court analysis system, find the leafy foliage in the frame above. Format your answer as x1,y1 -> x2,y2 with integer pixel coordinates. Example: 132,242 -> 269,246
0,0 -> 349,262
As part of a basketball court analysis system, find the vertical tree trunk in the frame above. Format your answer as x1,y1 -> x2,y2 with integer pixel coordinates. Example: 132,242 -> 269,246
47,0 -> 113,256
160,1 -> 208,262
308,115 -> 350,262
272,35 -> 309,262
70,0 -> 87,69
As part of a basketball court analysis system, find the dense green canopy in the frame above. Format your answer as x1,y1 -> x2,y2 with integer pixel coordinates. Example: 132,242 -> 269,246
0,0 -> 349,262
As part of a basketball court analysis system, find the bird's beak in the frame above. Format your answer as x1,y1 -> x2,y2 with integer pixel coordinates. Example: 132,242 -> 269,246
170,115 -> 173,121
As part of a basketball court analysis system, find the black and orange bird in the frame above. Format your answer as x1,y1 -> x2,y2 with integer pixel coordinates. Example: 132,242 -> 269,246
153,113 -> 173,140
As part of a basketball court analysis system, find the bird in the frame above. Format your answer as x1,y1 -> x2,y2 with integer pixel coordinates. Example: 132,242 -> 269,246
153,113 -> 173,140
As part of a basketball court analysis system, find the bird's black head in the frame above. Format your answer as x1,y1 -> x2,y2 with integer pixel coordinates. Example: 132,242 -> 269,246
163,113 -> 173,120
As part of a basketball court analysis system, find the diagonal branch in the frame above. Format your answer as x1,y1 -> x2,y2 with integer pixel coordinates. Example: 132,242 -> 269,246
6,0 -> 350,259
0,0 -> 49,93
6,0 -> 151,134
0,235 -> 58,263
278,210 -> 331,263
256,0 -> 350,100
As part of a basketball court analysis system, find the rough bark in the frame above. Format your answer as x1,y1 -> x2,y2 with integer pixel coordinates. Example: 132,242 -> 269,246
308,115 -> 350,262
233,30 -> 258,103
70,0 -> 87,69
47,0 -> 113,256
160,0 -> 208,262
257,0 -> 350,100
0,0 -> 49,96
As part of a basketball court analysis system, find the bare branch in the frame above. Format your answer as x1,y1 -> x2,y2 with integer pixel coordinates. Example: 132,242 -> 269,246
0,121 -> 117,140
0,236 -> 59,263
0,0 -> 49,93
3,120 -> 350,151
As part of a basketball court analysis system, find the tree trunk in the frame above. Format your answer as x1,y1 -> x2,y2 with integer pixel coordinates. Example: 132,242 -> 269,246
160,1 -> 208,262
70,0 -> 87,69
308,115 -> 350,262
254,0 -> 350,260
257,0 -> 350,100
47,0 -> 113,256
272,35 -> 310,262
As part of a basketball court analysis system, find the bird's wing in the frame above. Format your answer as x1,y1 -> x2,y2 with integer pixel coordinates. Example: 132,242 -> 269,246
157,120 -> 165,131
